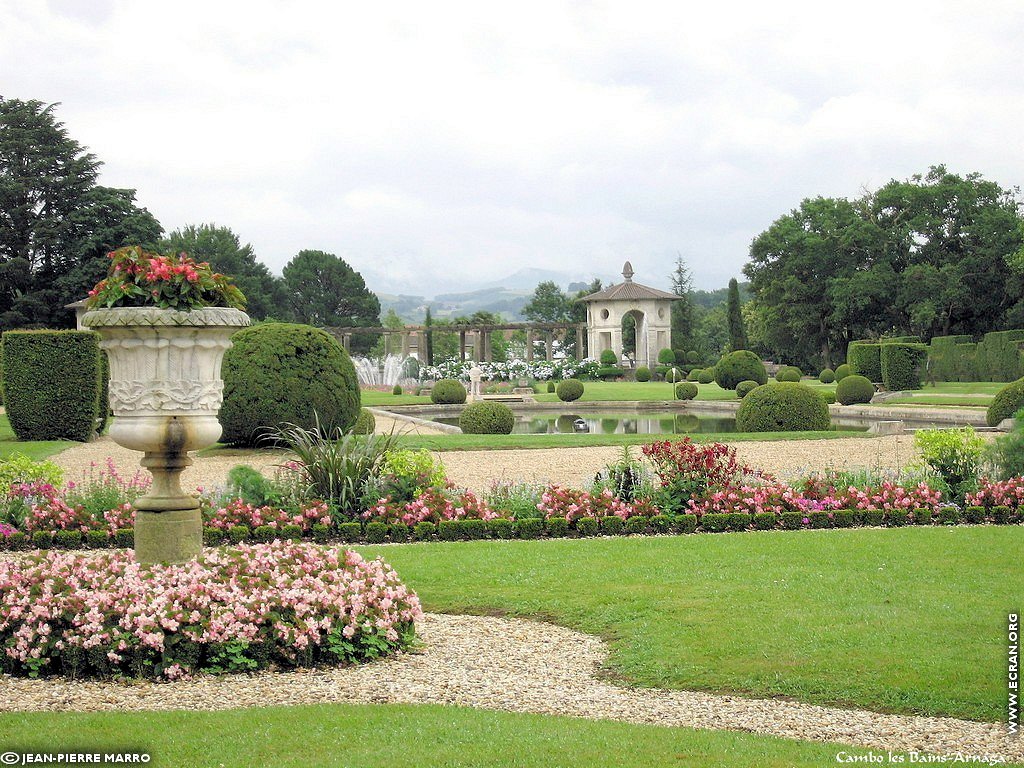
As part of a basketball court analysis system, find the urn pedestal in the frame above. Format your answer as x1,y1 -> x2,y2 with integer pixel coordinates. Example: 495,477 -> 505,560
81,307 -> 250,564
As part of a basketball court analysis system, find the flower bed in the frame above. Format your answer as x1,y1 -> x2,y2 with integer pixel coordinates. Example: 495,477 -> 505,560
0,542 -> 421,679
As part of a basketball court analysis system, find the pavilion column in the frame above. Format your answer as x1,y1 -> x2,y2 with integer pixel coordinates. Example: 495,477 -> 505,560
401,332 -> 410,357
526,328 -> 534,362
576,326 -> 585,359
459,331 -> 466,362
545,333 -> 553,362
483,331 -> 493,362
474,331 -> 483,361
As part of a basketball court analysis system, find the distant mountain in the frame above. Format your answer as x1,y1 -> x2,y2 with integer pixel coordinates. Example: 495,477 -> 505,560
477,267 -> 617,292
378,287 -> 532,323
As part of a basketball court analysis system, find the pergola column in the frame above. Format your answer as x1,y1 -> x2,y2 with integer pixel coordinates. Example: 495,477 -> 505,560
474,331 -> 484,361
459,331 -> 467,362
545,333 -> 553,362
576,326 -> 585,359
342,333 -> 351,352
483,331 -> 493,362
401,332 -> 410,357
526,328 -> 534,362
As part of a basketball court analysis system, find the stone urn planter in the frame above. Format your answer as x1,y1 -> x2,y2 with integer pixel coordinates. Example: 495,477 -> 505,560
81,307 -> 250,563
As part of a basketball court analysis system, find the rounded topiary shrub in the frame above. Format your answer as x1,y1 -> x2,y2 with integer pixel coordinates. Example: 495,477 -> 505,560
686,369 -> 700,381
460,401 -> 514,434
686,350 -> 700,364
221,323 -> 361,446
599,349 -> 618,366
431,379 -> 467,404
819,390 -> 837,405
819,368 -> 836,384
675,382 -> 698,400
835,374 -> 874,405
775,366 -> 802,383
392,384 -> 403,395
353,408 -> 376,434
834,363 -> 851,381
635,366 -> 651,382
735,383 -> 830,432
546,380 -> 556,393
657,348 -> 675,365
556,378 -> 584,402
736,380 -> 759,399
697,368 -> 715,384
664,367 -> 684,383
715,350 -> 768,390
987,377 -> 1024,426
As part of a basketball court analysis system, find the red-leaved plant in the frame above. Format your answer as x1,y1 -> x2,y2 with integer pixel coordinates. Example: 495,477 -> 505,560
86,245 -> 246,311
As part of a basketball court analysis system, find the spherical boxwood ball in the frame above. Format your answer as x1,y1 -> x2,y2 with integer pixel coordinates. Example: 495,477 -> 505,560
599,349 -> 618,366
686,369 -> 700,382
634,366 -> 651,382
675,382 -> 698,400
352,408 -> 376,434
775,366 -> 802,383
835,374 -> 874,405
220,323 -> 360,446
460,401 -> 515,434
556,378 -> 585,402
834,363 -> 852,381
819,368 -> 836,384
431,379 -> 467,404
987,377 -> 1024,426
735,383 -> 831,432
715,350 -> 768,390
697,368 -> 715,384
736,380 -> 759,399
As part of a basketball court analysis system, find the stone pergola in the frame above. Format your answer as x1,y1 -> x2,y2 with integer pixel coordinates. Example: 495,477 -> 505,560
580,262 -> 680,368
323,321 -> 585,363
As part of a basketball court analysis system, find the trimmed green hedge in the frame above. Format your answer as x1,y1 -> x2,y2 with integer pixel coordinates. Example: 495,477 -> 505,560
352,408 -> 376,434
674,382 -> 697,400
557,378 -> 584,402
775,366 -> 802,382
431,379 -> 467,404
927,335 -> 977,382
697,368 -> 715,384
836,374 -> 874,405
220,323 -> 360,446
459,401 -> 515,434
0,330 -> 101,441
880,343 -> 928,390
976,330 -> 1024,382
714,350 -> 767,390
735,380 -> 759,399
735,383 -> 830,432
847,341 -> 882,382
987,378 -> 1024,427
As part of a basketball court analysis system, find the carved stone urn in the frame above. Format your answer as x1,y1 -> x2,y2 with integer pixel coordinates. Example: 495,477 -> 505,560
81,307 -> 250,563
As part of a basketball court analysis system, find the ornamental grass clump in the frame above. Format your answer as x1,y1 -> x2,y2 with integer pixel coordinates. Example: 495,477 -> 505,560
0,542 -> 422,679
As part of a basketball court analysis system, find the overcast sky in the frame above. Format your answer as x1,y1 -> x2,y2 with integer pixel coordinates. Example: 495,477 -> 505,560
3,1 -> 1022,296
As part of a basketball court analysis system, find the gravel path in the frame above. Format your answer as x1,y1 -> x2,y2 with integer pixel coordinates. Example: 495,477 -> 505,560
0,612 -> 1017,762
51,435 -> 920,497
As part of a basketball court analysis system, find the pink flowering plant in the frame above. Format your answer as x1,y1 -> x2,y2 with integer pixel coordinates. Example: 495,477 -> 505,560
965,477 -> 1024,510
0,542 -> 422,679
363,486 -> 495,526
536,484 -> 655,522
203,498 -> 332,532
85,245 -> 246,311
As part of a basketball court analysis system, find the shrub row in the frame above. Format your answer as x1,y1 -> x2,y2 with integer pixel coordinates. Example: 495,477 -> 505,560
5,506 -> 1015,551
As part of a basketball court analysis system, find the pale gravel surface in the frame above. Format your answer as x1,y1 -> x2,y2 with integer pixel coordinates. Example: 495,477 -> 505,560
0,612 -> 1018,763
51,435 -> 920,497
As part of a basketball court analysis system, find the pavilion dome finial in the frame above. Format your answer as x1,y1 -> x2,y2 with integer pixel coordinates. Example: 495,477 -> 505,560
622,261 -> 634,282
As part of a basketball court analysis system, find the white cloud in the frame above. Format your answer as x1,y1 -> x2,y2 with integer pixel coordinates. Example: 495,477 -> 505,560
2,0 -> 1022,295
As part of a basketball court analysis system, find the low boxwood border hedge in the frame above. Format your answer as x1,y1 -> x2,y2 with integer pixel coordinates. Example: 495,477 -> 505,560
1,505 -> 1018,552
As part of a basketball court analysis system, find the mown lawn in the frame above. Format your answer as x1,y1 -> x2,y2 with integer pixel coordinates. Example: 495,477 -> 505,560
356,526 -> 1023,722
0,703 -> 914,768
0,413 -> 73,461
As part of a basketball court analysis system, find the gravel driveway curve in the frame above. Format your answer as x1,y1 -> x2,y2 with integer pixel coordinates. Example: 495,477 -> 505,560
0,613 -> 1018,763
